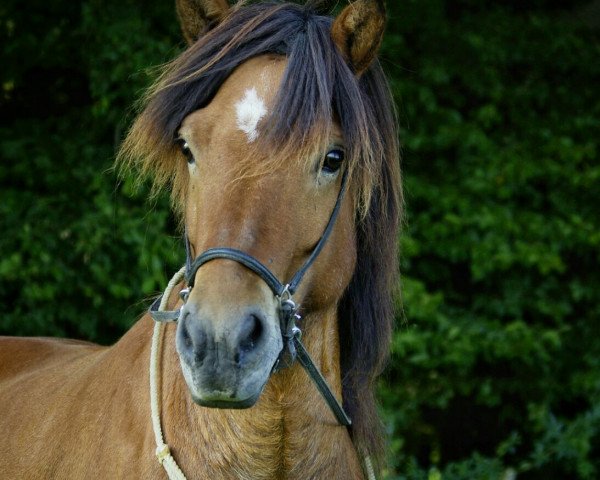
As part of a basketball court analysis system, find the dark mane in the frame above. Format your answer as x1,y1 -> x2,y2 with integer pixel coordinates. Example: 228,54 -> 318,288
118,0 -> 402,465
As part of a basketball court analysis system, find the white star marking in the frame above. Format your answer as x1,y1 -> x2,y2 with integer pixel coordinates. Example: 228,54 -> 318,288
235,88 -> 267,143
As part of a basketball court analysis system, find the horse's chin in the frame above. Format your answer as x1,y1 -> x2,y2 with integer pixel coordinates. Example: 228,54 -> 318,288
191,391 -> 262,409
178,354 -> 275,410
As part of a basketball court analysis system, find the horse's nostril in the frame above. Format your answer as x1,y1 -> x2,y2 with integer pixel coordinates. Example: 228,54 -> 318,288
239,314 -> 263,351
177,312 -> 208,364
181,322 -> 192,350
236,314 -> 265,363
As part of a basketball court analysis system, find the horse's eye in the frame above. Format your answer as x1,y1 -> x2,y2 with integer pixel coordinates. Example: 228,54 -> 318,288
176,138 -> 195,164
322,149 -> 344,174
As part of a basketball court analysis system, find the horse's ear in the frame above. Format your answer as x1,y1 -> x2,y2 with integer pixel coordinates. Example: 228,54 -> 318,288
331,0 -> 386,75
176,0 -> 230,45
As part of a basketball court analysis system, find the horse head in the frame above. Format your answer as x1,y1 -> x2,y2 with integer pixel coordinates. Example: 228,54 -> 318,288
176,53 -> 355,407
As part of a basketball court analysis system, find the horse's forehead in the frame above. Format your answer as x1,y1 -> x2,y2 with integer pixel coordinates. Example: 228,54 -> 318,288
181,55 -> 286,142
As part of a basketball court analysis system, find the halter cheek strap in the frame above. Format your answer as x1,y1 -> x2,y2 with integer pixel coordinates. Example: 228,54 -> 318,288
150,169 -> 351,427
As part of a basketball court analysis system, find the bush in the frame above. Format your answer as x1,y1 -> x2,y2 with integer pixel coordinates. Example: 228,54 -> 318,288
380,1 -> 600,478
0,0 -> 181,343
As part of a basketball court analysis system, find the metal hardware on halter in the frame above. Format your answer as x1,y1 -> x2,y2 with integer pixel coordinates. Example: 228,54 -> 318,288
179,288 -> 190,302
275,285 -> 303,369
278,284 -> 292,303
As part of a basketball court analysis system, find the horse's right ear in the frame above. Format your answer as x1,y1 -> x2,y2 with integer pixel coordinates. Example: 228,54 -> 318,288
176,0 -> 230,45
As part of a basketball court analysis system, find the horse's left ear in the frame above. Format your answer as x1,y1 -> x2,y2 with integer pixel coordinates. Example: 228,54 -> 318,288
176,0 -> 230,45
331,0 -> 386,76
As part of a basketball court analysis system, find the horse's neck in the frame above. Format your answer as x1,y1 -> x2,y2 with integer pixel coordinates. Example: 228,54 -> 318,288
148,307 -> 363,479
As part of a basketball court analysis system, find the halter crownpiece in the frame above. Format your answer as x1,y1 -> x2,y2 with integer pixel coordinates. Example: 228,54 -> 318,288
150,169 -> 351,426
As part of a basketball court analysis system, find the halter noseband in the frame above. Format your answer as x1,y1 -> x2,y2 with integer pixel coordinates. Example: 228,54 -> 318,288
150,169 -> 351,426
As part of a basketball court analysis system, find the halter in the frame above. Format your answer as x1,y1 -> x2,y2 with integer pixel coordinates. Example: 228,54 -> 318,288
150,169 -> 351,427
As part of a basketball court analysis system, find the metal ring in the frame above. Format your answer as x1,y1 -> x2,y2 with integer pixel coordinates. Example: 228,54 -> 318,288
278,284 -> 292,302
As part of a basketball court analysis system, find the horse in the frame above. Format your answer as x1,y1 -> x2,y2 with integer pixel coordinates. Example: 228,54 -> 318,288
0,1 -> 402,478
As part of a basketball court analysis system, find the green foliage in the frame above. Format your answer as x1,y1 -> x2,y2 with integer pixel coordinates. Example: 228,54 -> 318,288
1,0 -> 598,478
0,0 -> 182,343
380,1 -> 600,478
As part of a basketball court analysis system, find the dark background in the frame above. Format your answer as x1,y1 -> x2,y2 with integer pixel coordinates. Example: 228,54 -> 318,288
1,0 -> 599,478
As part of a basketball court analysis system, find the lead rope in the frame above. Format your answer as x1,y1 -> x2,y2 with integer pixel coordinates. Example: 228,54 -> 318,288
150,267 -> 376,480
365,456 -> 376,480
150,266 -> 188,480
